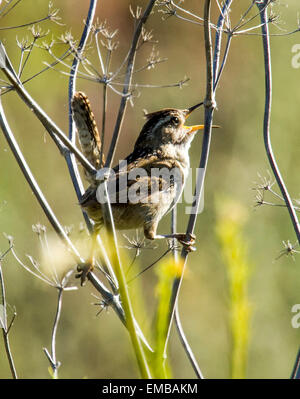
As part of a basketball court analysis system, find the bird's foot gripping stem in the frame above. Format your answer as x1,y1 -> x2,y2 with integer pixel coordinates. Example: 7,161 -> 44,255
174,232 -> 196,252
76,262 -> 94,286
154,232 -> 196,252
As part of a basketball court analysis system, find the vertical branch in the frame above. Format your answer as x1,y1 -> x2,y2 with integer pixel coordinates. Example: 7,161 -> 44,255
213,0 -> 233,90
0,250 -> 18,379
105,0 -> 156,168
256,1 -> 300,243
164,0 -> 215,352
203,0 -> 214,108
51,288 -> 63,372
164,0 -> 231,366
100,83 -> 107,167
291,348 -> 300,379
171,208 -> 204,378
257,1 -> 300,380
66,0 -> 98,207
43,287 -> 63,379
174,306 -> 203,378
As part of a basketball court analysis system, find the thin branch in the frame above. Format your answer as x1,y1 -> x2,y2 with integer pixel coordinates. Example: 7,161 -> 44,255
105,0 -> 157,168
0,98 -> 79,254
0,15 -> 56,31
172,207 -> 204,379
213,0 -> 233,90
231,0 -> 255,31
43,269 -> 77,378
18,37 -> 38,78
163,0 -> 225,368
174,305 -> 203,378
257,2 -> 300,382
0,65 -> 96,176
43,287 -> 63,379
1,49 -> 72,96
99,82 -> 107,168
256,1 -> 300,244
0,251 -> 18,379
66,0 -> 98,214
291,348 -> 300,379
235,0 -> 270,32
0,0 -> 22,18
127,246 -> 173,284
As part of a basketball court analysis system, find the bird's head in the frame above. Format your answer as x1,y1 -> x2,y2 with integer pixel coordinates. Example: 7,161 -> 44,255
134,102 -> 210,152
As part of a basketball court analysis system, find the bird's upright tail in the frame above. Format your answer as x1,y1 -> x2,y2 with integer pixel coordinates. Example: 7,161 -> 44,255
71,92 -> 104,184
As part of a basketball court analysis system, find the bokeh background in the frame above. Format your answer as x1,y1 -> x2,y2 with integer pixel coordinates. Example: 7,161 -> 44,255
0,0 -> 300,379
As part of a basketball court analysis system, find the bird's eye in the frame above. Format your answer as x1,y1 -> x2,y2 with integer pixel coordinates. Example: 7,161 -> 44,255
171,116 -> 180,125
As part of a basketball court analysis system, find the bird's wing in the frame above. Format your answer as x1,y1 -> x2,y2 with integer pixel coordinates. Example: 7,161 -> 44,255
71,92 -> 104,184
81,152 -> 185,208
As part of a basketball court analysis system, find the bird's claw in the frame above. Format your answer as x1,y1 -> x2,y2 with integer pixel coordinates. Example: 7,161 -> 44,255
177,233 -> 196,252
76,262 -> 94,286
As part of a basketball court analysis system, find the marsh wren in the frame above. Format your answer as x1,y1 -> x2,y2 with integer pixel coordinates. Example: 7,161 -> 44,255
71,92 -> 214,283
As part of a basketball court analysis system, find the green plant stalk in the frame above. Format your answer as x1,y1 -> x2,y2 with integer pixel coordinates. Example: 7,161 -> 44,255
102,181 -> 152,379
215,197 -> 251,379
153,259 -> 174,378
111,250 -> 152,379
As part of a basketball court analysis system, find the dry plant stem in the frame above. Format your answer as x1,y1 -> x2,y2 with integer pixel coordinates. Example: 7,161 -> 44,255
0,50 -> 96,176
172,208 -> 204,379
105,0 -> 156,168
0,0 -> 22,18
0,256 -> 17,379
171,0 -> 232,378
50,288 -> 62,366
100,82 -> 107,168
43,287 -> 63,379
0,98 -> 77,252
257,2 -> 300,244
67,0 -> 97,212
213,0 -> 233,91
164,0 -> 218,364
0,99 -> 125,326
291,348 -> 300,379
257,1 -> 300,379
1,49 -> 72,97
0,15 -> 53,31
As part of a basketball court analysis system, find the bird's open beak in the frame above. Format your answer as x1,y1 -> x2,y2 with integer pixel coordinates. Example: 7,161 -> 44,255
184,124 -> 205,134
185,102 -> 204,118
183,102 -> 220,133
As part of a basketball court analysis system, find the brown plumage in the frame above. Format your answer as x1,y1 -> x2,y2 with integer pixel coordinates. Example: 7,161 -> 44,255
71,92 -> 207,283
71,92 -> 104,183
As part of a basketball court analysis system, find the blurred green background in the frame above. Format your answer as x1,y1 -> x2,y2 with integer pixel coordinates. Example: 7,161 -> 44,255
0,0 -> 300,379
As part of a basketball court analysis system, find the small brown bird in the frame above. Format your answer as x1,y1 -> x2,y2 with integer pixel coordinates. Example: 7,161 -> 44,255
71,92 -> 213,283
